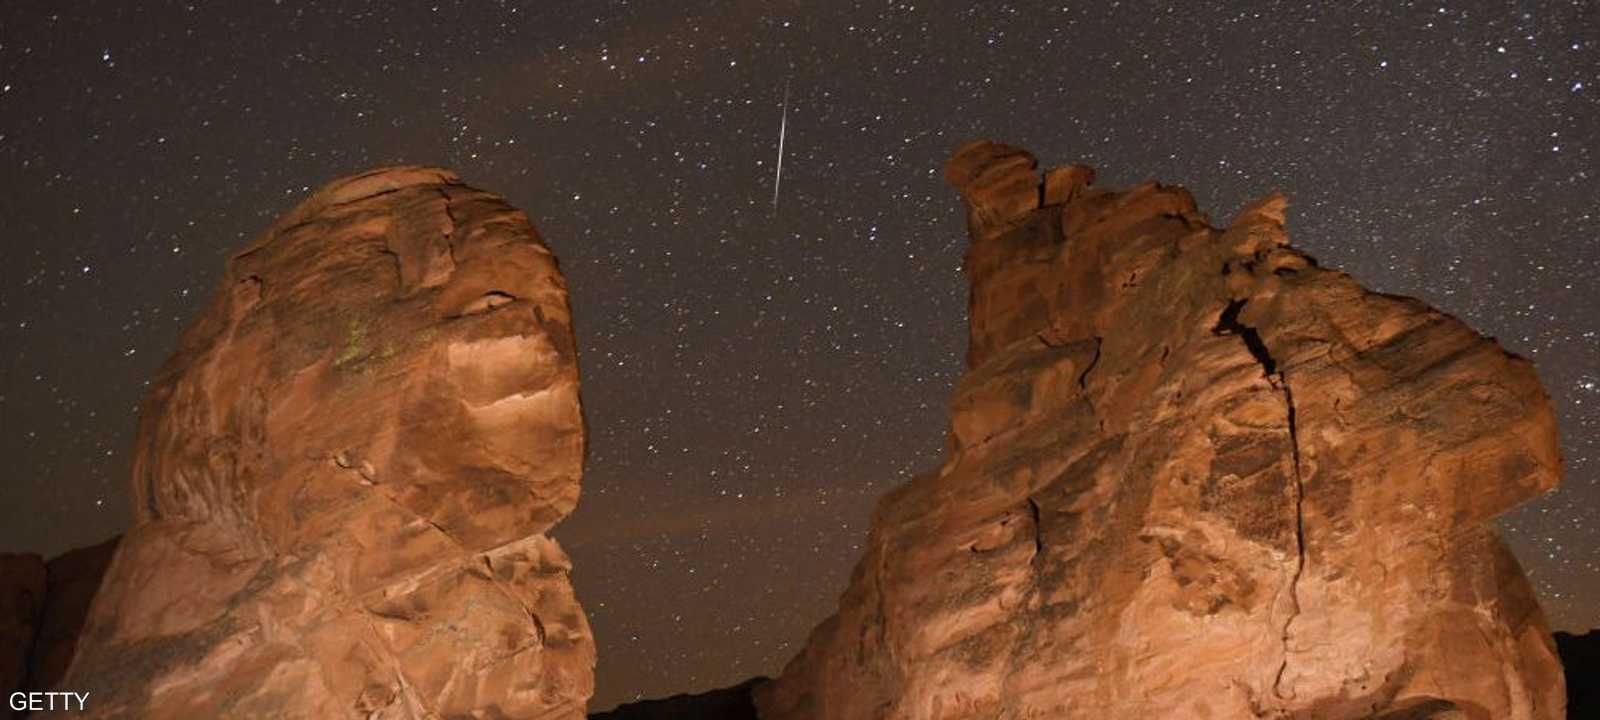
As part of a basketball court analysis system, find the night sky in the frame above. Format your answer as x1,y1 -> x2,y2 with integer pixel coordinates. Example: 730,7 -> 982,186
1,1 -> 1595,709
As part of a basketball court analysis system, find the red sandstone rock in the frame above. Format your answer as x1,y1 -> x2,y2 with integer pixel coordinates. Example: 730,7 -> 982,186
756,141 -> 1566,719
53,167 -> 594,718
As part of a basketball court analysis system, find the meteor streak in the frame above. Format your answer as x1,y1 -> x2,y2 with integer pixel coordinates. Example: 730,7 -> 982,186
773,80 -> 789,212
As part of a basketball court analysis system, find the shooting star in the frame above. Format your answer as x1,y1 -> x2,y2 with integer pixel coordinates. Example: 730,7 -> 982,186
772,80 -> 789,212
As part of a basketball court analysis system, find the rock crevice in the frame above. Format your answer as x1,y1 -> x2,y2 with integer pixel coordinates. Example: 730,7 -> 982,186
1213,296 -> 1309,701
755,140 -> 1567,720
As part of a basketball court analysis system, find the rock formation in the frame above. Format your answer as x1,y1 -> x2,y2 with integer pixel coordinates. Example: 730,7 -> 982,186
0,553 -> 46,703
1555,630 -> 1600,717
1,538 -> 118,719
756,142 -> 1566,719
52,168 -> 594,718
1,537 -> 122,702
589,677 -> 766,720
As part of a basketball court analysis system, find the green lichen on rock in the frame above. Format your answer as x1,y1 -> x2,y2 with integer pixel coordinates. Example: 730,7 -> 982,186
334,316 -> 371,368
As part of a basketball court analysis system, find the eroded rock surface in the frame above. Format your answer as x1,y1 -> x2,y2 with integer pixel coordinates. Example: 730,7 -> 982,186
756,141 -> 1566,719
54,167 -> 594,718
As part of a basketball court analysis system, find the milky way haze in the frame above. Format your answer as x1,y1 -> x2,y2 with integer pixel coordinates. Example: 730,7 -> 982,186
0,1 -> 1595,709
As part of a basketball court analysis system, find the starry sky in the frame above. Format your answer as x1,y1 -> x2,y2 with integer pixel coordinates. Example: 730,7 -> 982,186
0,0 -> 1595,709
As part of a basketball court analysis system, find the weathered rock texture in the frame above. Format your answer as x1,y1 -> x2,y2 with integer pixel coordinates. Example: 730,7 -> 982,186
756,142 -> 1566,719
54,168 -> 594,718
590,677 -> 766,720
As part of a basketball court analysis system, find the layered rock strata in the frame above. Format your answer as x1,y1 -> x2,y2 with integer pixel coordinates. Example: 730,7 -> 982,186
756,141 -> 1566,719
54,168 -> 594,718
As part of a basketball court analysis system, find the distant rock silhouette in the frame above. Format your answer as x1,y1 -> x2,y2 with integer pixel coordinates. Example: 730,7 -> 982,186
1556,630 -> 1600,717
0,537 -> 118,709
756,141 -> 1567,719
0,553 -> 45,701
589,677 -> 766,720
51,168 -> 594,719
25,537 -> 119,696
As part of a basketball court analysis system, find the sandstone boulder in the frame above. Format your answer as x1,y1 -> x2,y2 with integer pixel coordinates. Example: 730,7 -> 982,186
54,167 -> 594,718
756,142 -> 1566,719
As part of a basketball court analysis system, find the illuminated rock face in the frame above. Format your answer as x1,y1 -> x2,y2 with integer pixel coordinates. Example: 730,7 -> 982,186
58,168 -> 594,719
756,142 -> 1566,720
